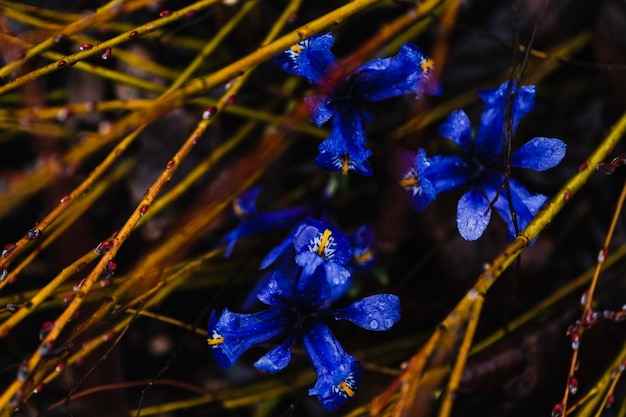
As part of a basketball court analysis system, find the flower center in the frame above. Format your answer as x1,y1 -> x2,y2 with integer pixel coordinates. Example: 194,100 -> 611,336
333,372 -> 358,398
207,330 -> 224,346
317,229 -> 332,257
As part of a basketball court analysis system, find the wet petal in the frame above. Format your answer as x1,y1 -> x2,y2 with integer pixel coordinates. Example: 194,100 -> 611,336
354,43 -> 437,101
438,110 -> 473,152
318,104 -> 371,164
257,271 -> 296,307
475,81 -> 535,162
207,308 -> 296,369
254,335 -> 295,373
304,95 -> 334,126
315,152 -> 373,176
293,219 -> 352,265
491,176 -> 548,239
331,294 -> 400,331
399,149 -> 437,211
297,263 -> 332,308
428,155 -> 471,193
302,320 -> 363,411
511,137 -> 566,171
457,186 -> 493,241
273,33 -> 337,83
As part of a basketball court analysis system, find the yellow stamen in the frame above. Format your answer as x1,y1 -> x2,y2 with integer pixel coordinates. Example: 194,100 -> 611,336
421,58 -> 434,71
354,250 -> 373,264
339,381 -> 355,397
342,155 -> 350,175
232,200 -> 245,217
290,44 -> 302,54
398,177 -> 419,187
207,336 -> 224,346
317,229 -> 332,256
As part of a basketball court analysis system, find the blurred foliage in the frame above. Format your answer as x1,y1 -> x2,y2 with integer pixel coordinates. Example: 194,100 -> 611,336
0,0 -> 625,416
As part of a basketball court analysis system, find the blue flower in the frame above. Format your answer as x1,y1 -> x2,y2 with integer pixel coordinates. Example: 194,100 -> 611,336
401,81 -> 566,240
208,259 -> 400,410
222,187 -> 309,257
274,33 -> 440,175
348,224 -> 377,274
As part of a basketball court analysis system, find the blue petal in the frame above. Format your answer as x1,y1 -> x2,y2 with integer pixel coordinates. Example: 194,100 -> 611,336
257,271 -> 296,307
511,137 -> 566,171
399,149 -> 437,212
232,186 -> 262,218
318,104 -> 372,164
491,176 -> 547,239
296,263 -> 332,308
302,320 -> 363,411
438,110 -> 473,152
207,308 -> 297,369
428,155 -> 471,193
315,152 -> 373,176
260,230 -> 296,270
254,335 -> 295,374
456,186 -> 494,241
348,225 -> 377,274
331,294 -> 400,331
304,95 -> 334,126
474,81 -> 535,162
295,252 -> 352,302
293,219 -> 352,265
353,43 -> 437,101
273,33 -> 337,83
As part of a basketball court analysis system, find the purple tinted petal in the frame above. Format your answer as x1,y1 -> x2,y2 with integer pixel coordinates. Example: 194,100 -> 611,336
354,43 -> 436,101
207,308 -> 296,369
438,110 -> 473,152
511,137 -> 566,171
315,152 -> 373,176
302,320 -> 362,411
318,104 -> 371,164
457,186 -> 493,240
254,336 -> 295,373
273,33 -> 337,83
304,95 -> 334,126
331,294 -> 400,331
293,219 -> 352,265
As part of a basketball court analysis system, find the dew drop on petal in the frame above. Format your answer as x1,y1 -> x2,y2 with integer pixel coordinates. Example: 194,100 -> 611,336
369,319 -> 379,329
101,48 -> 112,60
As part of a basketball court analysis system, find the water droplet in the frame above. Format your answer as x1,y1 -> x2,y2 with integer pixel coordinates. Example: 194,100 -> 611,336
129,30 -> 138,38
54,34 -> 66,43
580,291 -> 589,306
166,159 -> 175,169
73,278 -> 86,292
571,334 -> 580,350
384,318 -> 394,328
2,243 -> 16,258
140,204 -> 148,215
101,48 -> 112,60
186,10 -> 197,18
0,269 -> 7,282
100,278 -> 112,288
288,12 -> 297,23
369,319 -> 379,329
202,107 -> 216,120
60,195 -> 71,203
159,9 -> 170,17
9,388 -> 24,407
577,162 -> 588,172
55,362 -> 65,372
6,303 -> 18,313
563,192 -> 571,202
598,248 -> 608,263
57,60 -> 66,67
17,360 -> 29,381
225,78 -> 237,90
63,294 -> 75,303
95,240 -> 113,255
606,394 -> 615,408
227,95 -> 235,106
39,341 -> 54,355
27,228 -> 41,239
192,135 -> 199,145
104,260 -> 116,278
103,332 -> 115,342
39,321 -> 55,340
33,384 -> 45,394
569,376 -> 578,395
79,43 -> 93,51
551,403 -> 563,417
